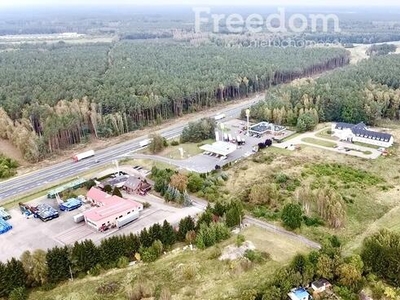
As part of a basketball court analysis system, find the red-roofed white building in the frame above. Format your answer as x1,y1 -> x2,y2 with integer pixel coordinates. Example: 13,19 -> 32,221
84,188 -> 143,231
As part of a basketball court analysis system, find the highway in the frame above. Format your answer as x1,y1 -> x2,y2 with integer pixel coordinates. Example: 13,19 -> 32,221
0,95 -> 263,203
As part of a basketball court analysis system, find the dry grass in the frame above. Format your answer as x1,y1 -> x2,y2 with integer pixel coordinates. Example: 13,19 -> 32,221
142,140 -> 214,160
241,226 -> 311,262
121,159 -> 175,171
225,129 -> 400,247
28,226 -> 304,300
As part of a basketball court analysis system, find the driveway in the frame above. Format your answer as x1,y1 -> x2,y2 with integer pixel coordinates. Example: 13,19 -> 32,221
273,127 -> 382,159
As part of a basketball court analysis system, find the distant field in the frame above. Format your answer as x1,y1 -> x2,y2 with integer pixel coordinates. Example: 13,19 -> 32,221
0,34 -> 113,44
28,226 -> 307,300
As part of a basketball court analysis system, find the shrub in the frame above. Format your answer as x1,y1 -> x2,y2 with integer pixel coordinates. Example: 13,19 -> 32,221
88,264 -> 102,276
143,202 -> 151,209
281,203 -> 302,230
117,256 -> 129,269
180,264 -> 197,281
8,287 -> 28,300
96,281 -> 120,295
243,249 -> 269,263
275,173 -> 289,184
170,140 -> 180,146
159,287 -> 172,300
207,246 -> 222,260
236,234 -> 246,247
127,281 -> 154,300
303,216 -> 325,227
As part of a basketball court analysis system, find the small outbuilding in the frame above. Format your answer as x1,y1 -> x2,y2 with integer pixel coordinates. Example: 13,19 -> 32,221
123,176 -> 152,195
311,279 -> 332,294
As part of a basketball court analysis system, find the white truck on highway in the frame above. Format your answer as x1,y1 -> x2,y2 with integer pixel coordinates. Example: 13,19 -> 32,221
214,113 -> 225,121
139,139 -> 152,147
73,150 -> 95,162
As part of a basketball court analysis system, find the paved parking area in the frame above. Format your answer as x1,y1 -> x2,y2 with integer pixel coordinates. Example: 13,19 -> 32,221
0,188 -> 203,262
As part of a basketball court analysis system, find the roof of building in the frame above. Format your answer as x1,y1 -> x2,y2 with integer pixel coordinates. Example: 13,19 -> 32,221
250,121 -> 286,133
200,141 -> 237,156
87,187 -> 110,203
61,198 -> 82,208
335,122 -> 358,130
199,141 -> 237,156
312,278 -> 331,289
288,288 -> 310,300
352,128 -> 392,142
47,178 -> 87,197
102,175 -> 129,187
123,176 -> 142,189
84,196 -> 142,222
335,122 -> 392,142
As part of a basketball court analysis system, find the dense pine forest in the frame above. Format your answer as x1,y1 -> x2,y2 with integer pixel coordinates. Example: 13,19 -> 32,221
0,41 -> 348,161
247,54 -> 400,127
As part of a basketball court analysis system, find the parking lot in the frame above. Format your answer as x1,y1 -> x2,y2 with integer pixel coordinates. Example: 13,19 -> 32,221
0,168 -> 203,262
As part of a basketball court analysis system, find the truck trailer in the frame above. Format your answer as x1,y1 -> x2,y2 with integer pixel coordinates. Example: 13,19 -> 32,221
73,150 -> 95,162
116,211 -> 139,228
214,114 -> 226,121
139,139 -> 152,147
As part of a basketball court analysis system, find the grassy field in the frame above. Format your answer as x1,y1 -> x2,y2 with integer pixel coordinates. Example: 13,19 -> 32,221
141,140 -> 214,160
301,137 -> 337,148
315,128 -> 337,141
224,129 -> 400,247
352,141 -> 381,149
28,226 -> 309,300
121,158 -> 176,171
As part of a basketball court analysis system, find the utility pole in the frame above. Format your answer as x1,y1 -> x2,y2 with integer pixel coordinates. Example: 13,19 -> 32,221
69,265 -> 74,281
245,109 -> 250,136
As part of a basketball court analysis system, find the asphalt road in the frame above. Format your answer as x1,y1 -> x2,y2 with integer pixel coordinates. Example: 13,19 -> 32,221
0,96 -> 262,203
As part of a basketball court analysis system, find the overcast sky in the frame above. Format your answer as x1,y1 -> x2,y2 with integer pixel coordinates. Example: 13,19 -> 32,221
1,0 -> 399,7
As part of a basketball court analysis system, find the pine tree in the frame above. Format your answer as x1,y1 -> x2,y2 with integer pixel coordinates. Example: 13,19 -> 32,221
178,216 -> 196,241
172,187 -> 181,203
46,246 -> 71,284
3,258 -> 27,296
125,233 -> 141,258
139,227 -> 153,248
161,220 -> 176,247
0,262 -> 7,298
183,192 -> 192,207
148,223 -> 163,242
112,186 -> 123,198
71,240 -> 100,274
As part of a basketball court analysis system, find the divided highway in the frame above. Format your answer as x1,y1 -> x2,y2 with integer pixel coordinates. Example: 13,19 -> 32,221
0,96 -> 262,203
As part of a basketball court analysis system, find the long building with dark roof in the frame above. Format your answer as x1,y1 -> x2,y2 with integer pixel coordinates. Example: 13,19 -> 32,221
331,122 -> 394,148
